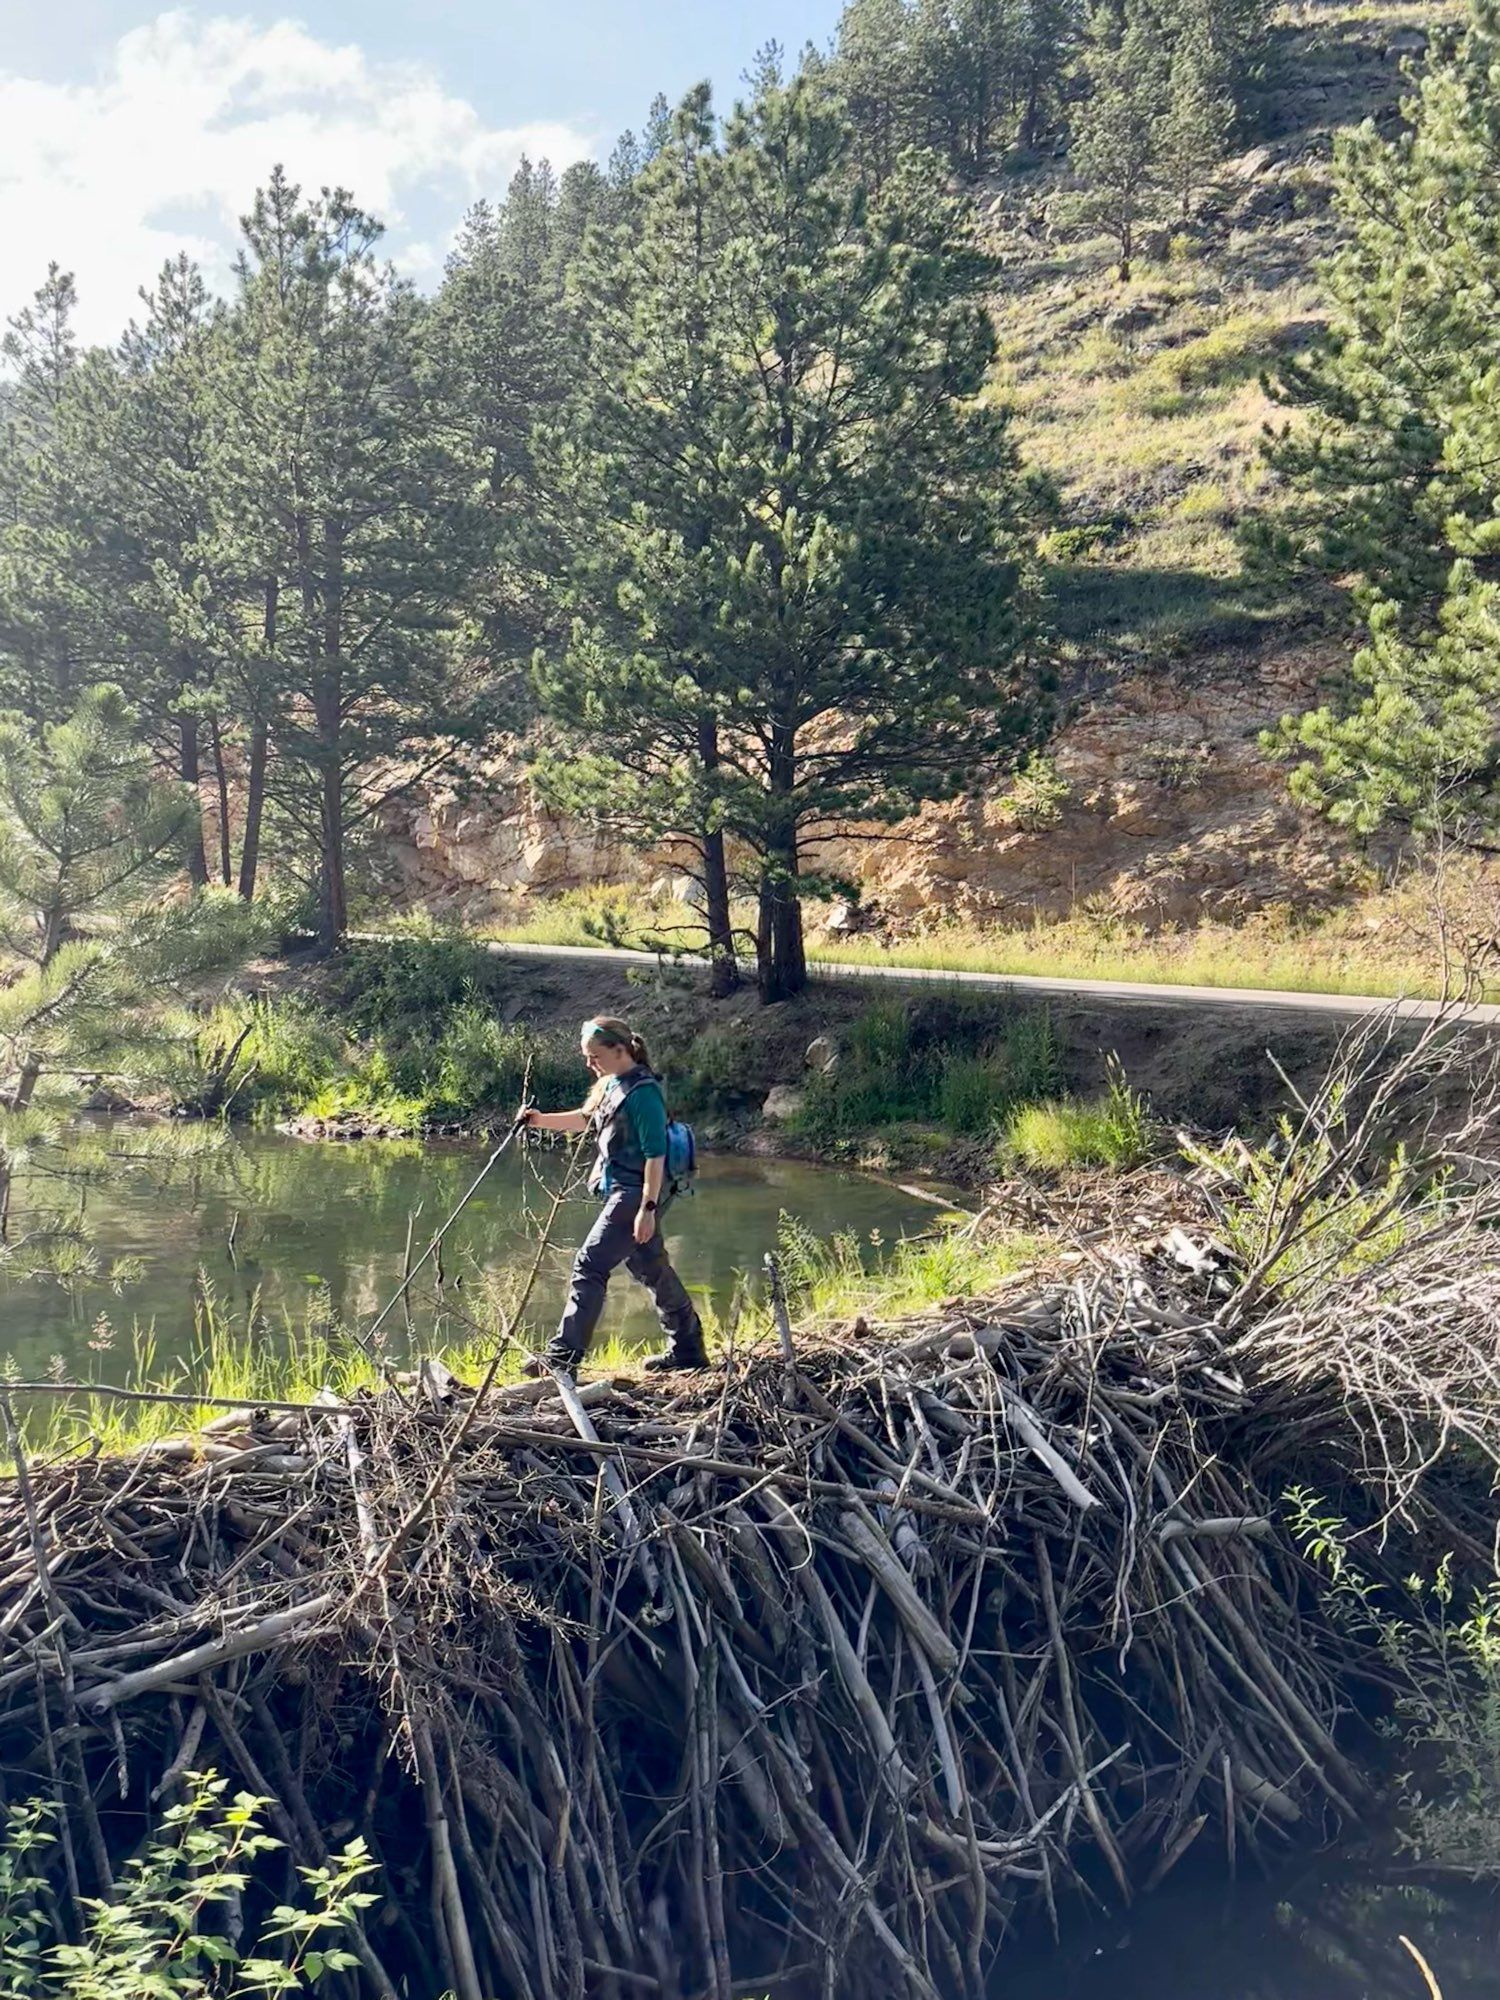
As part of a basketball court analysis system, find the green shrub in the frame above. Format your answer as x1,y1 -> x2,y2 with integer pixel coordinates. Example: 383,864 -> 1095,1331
1001,1063 -> 1151,1172
322,938 -> 502,1040
1290,1495 -> 1500,1881
0,1770 -> 375,1996
993,756 -> 1071,831
797,1001 -> 1065,1142
429,1006 -> 576,1122
671,1021 -> 759,1115
1181,1124 -> 1426,1294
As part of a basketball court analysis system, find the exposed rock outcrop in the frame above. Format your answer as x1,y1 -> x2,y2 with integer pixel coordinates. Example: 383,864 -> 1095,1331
378,640 -> 1355,936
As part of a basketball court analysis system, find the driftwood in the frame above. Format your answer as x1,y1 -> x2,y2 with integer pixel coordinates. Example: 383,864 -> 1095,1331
3,1000 -> 1499,1998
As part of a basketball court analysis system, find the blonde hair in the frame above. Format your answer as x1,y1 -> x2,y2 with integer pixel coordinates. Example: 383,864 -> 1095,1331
582,1016 -> 653,1109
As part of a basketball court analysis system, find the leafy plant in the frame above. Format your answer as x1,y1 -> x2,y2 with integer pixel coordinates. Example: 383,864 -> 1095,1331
1181,1123 -> 1425,1294
993,755 -> 1071,831
0,1771 -> 376,1995
797,1000 -> 1065,1142
1288,1493 -> 1500,1881
1000,1058 -> 1152,1172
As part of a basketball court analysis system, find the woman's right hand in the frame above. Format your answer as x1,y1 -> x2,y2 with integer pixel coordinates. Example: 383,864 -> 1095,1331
516,1105 -> 539,1130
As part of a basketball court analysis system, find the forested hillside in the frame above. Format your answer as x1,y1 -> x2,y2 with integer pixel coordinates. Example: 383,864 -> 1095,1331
0,0 -> 1487,1006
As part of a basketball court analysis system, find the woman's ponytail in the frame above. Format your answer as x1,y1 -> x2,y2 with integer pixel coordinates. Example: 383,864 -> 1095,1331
626,1031 -> 651,1069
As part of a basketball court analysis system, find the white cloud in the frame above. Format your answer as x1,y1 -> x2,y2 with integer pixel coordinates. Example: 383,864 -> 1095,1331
0,10 -> 596,344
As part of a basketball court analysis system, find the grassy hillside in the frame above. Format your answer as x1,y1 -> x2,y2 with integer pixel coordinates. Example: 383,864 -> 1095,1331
985,0 -> 1461,661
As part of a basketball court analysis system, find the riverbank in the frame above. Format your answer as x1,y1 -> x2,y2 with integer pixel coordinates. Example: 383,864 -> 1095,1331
174,932 -> 1372,1187
4,1112 -> 1497,2000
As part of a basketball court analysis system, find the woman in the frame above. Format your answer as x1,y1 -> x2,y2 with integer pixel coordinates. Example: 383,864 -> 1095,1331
519,1016 -> 708,1377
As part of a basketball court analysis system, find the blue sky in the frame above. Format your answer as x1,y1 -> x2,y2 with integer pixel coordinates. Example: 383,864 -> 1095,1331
1,2 -> 847,343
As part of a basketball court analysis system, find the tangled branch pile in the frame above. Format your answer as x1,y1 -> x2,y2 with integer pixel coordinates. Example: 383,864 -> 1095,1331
3,1008 -> 1499,2000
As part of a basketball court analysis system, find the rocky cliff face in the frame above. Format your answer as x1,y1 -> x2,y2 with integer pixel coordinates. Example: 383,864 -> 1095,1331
379,638 -> 1356,935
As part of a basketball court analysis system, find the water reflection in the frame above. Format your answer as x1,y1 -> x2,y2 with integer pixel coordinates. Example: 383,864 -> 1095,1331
0,1130 -> 940,1382
1003,1858 -> 1498,1999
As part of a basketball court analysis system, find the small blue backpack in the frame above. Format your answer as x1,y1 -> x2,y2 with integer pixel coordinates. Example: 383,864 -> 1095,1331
664,1114 -> 697,1198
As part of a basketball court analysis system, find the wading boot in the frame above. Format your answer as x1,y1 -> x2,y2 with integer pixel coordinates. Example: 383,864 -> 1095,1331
642,1339 -> 710,1374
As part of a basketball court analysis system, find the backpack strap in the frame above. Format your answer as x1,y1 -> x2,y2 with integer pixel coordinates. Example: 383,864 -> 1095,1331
592,1069 -> 666,1137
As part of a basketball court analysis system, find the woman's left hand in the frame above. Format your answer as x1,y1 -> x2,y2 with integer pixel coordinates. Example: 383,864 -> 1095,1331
633,1206 -> 657,1246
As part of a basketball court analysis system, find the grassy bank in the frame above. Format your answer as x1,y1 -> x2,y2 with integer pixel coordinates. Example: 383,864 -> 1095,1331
165,932 -> 1181,1178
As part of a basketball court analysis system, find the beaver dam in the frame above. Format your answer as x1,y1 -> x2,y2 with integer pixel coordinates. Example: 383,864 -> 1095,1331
3,1013 -> 1500,2000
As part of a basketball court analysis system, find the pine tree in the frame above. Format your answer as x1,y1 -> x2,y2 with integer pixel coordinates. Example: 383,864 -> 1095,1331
1262,1 -> 1500,626
1266,4 -> 1500,852
1161,0 -> 1273,129
0,267 -> 91,719
835,0 -> 917,188
531,87 -> 744,995
0,684 -> 252,1250
215,173 -> 491,946
1073,1 -> 1169,280
1270,565 -> 1500,850
66,256 -> 230,888
1157,28 -> 1230,223
1012,0 -> 1081,150
534,79 -> 1043,1002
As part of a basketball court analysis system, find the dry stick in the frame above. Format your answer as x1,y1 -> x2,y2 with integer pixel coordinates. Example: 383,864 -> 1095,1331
359,1143 -> 582,1595
411,1714 -> 485,2000
764,1252 -> 796,1364
551,1370 -> 663,1602
80,1593 -> 338,1711
758,1491 -> 917,1800
698,1644 -> 733,2000
0,1389 -> 114,1899
1001,1390 -> 1099,1511
1399,1934 -> 1444,2000
1033,1531 -> 1132,1902
838,1505 -> 959,1674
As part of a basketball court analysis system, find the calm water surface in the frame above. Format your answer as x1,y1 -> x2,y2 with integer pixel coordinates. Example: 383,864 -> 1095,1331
0,1130 -> 942,1381
1000,1852 -> 1497,1999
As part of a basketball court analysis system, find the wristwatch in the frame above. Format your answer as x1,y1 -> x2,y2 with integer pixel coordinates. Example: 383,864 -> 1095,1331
642,1199 -> 659,1213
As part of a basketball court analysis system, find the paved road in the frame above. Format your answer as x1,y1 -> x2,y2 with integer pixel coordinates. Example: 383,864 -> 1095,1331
489,938 -> 1500,1026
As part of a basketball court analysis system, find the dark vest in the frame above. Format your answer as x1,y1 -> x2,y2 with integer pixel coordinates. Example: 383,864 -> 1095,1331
589,1065 -> 662,1194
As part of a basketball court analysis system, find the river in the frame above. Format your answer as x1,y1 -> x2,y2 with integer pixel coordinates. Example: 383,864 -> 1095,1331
0,1127 -> 944,1381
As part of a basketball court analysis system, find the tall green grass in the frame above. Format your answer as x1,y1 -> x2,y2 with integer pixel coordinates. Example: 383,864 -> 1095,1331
771,1212 -> 1044,1323
13,1281 -> 656,1458
794,999 -> 1062,1143
1000,1062 -> 1153,1173
181,941 -> 581,1132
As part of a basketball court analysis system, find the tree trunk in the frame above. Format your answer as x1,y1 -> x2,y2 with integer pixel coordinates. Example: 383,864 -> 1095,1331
9,906 -> 63,1116
238,580 -> 277,904
315,525 -> 346,951
316,711 -> 346,951
209,717 -> 232,888
238,720 -> 268,903
755,789 -> 805,1005
756,863 -> 806,1005
178,714 -> 209,887
697,719 -> 738,998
